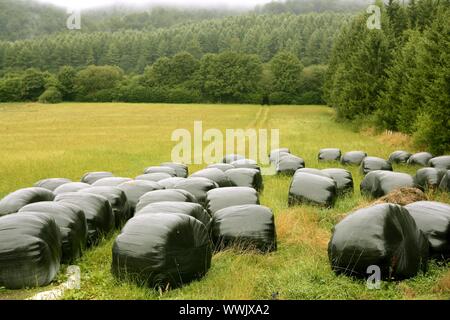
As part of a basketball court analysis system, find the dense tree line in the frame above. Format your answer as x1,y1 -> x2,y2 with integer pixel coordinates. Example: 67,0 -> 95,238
325,0 -> 450,154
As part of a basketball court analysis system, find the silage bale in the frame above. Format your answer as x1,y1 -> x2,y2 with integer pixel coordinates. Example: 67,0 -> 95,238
34,178 -> 72,191
212,205 -> 276,253
328,203 -> 429,280
207,163 -> 235,172
429,156 -> 450,170
136,201 -> 212,231
269,148 -> 290,163
321,168 -> 354,195
205,187 -> 259,215
361,171 -> 414,198
81,171 -> 114,185
414,167 -> 446,190
92,177 -> 133,187
404,201 -> 450,259
80,187 -> 131,227
117,180 -> 164,214
55,192 -> 114,246
275,154 -> 305,175
360,156 -> 393,175
223,154 -> 245,164
136,173 -> 173,182
19,202 -> 87,263
54,182 -> 91,195
230,159 -> 260,171
174,177 -> 218,205
407,152 -> 433,167
143,166 -> 177,176
190,168 -> 232,187
160,162 -> 189,178
0,187 -> 55,217
288,172 -> 337,207
157,177 -> 186,189
340,151 -> 367,166
295,168 -> 332,178
135,189 -> 197,213
439,170 -> 450,192
112,213 -> 212,289
318,148 -> 341,162
225,168 -> 263,191
0,213 -> 61,289
389,151 -> 412,164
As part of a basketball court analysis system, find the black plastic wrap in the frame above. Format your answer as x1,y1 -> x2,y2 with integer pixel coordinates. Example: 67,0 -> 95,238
157,177 -> 186,189
0,187 -> 55,217
54,182 -> 91,195
191,168 -> 232,187
144,166 -> 177,176
340,151 -> 367,166
174,177 -> 219,205
136,173 -> 173,182
230,159 -> 260,171
55,192 -> 114,246
92,177 -> 133,187
361,171 -> 415,198
34,178 -> 72,191
205,187 -> 260,215
276,154 -> 305,175
269,148 -> 290,163
136,189 -> 197,213
414,167 -> 446,190
212,205 -> 276,253
405,201 -> 450,259
81,171 -> 114,185
223,154 -> 245,164
429,156 -> 450,170
160,162 -> 189,178
19,202 -> 87,263
389,151 -> 412,164
318,148 -> 341,162
407,152 -> 433,167
328,203 -> 429,279
225,168 -> 263,191
207,163 -> 235,172
360,157 -> 393,175
295,168 -> 331,178
288,172 -> 337,207
321,168 -> 354,194
117,180 -> 164,214
112,213 -> 212,289
440,170 -> 450,192
0,212 -> 61,289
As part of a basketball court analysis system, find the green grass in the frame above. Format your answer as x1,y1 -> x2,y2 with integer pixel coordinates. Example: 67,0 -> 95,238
0,102 -> 449,300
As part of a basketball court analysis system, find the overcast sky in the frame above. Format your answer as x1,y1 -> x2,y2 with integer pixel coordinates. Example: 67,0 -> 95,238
35,0 -> 274,9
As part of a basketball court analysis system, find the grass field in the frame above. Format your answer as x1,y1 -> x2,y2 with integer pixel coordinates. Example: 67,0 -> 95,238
0,102 -> 449,300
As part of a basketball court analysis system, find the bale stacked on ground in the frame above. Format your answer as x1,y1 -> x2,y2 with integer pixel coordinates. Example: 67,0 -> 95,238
414,168 -> 446,190
143,166 -> 177,176
405,201 -> 450,259
160,162 -> 189,178
429,156 -> 450,170
157,177 -> 186,189
212,205 -> 276,253
276,154 -> 305,175
136,173 -> 173,182
135,189 -> 197,213
389,151 -> 412,164
225,168 -> 263,191
288,172 -> 337,207
205,187 -> 260,215
340,151 -> 367,166
321,168 -> 354,194
55,192 -> 114,246
19,202 -> 87,263
207,163 -> 235,172
231,159 -> 260,171
361,171 -> 415,198
112,213 -> 212,289
328,203 -> 429,279
318,148 -> 341,162
223,154 -> 245,164
174,177 -> 218,205
269,148 -> 290,164
407,152 -> 433,167
34,178 -> 72,191
53,182 -> 91,195
117,180 -> 163,214
440,171 -> 450,192
81,172 -> 114,185
360,157 -> 393,175
190,168 -> 232,187
0,213 -> 61,289
92,177 -> 133,187
0,187 -> 55,217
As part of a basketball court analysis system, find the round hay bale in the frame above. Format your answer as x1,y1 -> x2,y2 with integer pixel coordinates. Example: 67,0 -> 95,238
81,172 -> 114,185
360,171 -> 414,198
205,187 -> 259,215
407,152 -> 433,167
276,154 -> 305,175
439,170 -> 450,192
340,151 -> 367,166
288,172 -> 337,207
318,148 -> 341,162
92,177 -> 133,187
143,166 -> 177,176
54,182 -> 91,195
389,151 -> 412,164
223,154 -> 245,164
414,167 -> 446,190
174,177 -> 218,205
0,187 -> 55,217
230,159 -> 260,171
321,168 -> 354,195
269,148 -> 290,164
136,189 -> 197,213
157,177 -> 186,189
136,173 -> 173,182
207,163 -> 235,172
34,178 -> 72,191
360,156 -> 393,175
190,168 -> 232,187
160,162 -> 189,178
225,168 -> 263,191
117,180 -> 163,214
429,156 -> 450,170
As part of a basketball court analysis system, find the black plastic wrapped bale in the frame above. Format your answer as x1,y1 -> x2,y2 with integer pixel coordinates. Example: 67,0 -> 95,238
92,177 -> 133,187
55,192 -> 114,246
231,159 -> 260,171
328,203 -> 429,280
225,168 -> 263,192
112,213 -> 212,289
276,154 -> 305,175
223,154 -> 245,164
288,172 -> 337,207
389,151 -> 412,164
136,202 -> 212,231
269,148 -> 290,163
80,187 -> 131,227
439,170 -> 450,192
360,157 -> 393,175
19,202 -> 87,263
0,212 -> 61,289
158,177 -> 186,189
318,148 -> 341,162
117,180 -> 163,214
295,168 -> 331,178
54,182 -> 91,195
321,168 -> 354,195
174,177 -> 219,205
160,162 -> 189,178
212,205 -> 276,253
429,156 -> 450,170
144,166 -> 177,176
340,151 -> 367,166
135,189 -> 197,213
361,171 -> 414,198
414,168 -> 446,190
81,171 -> 114,185
190,168 -> 232,187
34,178 -> 72,191
205,187 -> 260,215
207,163 -> 235,172
0,187 -> 55,217
136,173 -> 173,182
407,152 -> 433,167
405,201 -> 450,259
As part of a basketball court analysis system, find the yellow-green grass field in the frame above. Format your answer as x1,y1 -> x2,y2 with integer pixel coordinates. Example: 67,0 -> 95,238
0,102 -> 449,300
